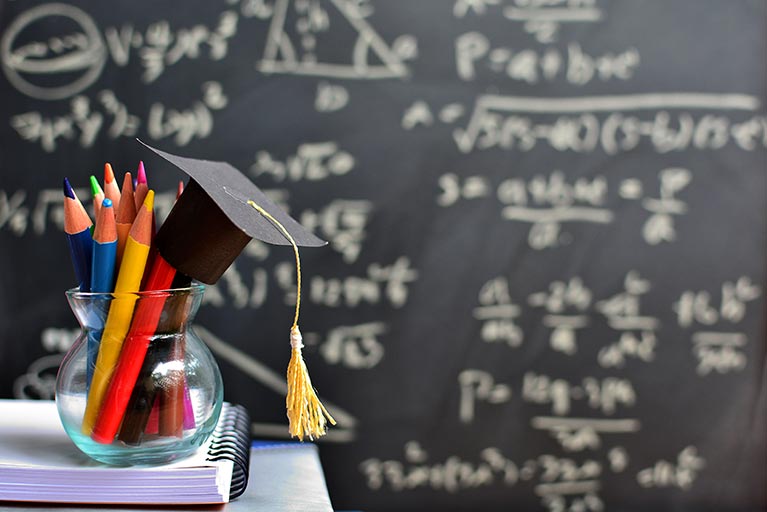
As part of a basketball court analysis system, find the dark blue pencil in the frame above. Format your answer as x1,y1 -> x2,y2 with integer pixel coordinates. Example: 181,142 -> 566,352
63,178 -> 93,292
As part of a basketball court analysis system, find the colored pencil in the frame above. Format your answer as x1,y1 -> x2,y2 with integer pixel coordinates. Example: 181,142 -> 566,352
115,172 -> 136,270
134,161 -> 148,211
91,198 -> 117,293
92,248 -> 178,443
63,178 -> 93,292
86,198 -> 117,390
89,175 -> 104,220
83,191 -> 154,437
103,163 -> 121,213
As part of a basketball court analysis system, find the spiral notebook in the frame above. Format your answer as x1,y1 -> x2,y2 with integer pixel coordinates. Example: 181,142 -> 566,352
0,399 -> 251,505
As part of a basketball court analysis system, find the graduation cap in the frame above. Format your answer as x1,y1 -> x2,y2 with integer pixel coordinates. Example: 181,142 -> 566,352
139,141 -> 336,441
139,141 -> 325,284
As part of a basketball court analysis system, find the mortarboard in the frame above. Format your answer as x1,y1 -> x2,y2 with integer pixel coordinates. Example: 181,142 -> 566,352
139,140 -> 326,284
138,141 -> 336,440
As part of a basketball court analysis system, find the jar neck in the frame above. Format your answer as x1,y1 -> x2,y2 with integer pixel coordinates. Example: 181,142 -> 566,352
66,286 -> 205,331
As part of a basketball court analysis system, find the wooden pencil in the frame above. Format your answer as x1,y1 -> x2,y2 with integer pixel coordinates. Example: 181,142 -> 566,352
91,198 -> 117,293
63,178 -> 93,292
103,163 -> 120,213
115,172 -> 136,270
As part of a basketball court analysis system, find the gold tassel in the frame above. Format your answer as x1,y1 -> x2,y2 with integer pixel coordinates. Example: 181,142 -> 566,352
247,201 -> 336,441
286,326 -> 336,440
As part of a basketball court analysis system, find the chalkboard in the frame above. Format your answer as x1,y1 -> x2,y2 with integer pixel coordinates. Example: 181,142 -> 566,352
0,1 -> 765,511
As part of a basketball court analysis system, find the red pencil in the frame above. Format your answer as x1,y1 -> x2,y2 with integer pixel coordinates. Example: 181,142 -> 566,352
91,251 -> 177,443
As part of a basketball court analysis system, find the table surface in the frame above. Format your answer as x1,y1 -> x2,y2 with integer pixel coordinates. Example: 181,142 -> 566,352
0,443 -> 334,512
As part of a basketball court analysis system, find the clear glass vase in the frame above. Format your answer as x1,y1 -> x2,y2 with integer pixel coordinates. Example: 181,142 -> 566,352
56,283 -> 223,465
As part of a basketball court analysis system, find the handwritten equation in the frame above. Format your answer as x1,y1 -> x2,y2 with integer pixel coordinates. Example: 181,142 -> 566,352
438,167 -> 691,249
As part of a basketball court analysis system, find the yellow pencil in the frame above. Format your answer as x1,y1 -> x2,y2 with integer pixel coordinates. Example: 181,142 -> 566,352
82,191 -> 155,437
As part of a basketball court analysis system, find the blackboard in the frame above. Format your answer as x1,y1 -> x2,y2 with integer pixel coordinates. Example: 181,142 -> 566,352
0,1 -> 765,511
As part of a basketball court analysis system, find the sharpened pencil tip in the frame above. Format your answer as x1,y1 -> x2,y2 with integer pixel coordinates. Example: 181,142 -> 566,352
89,175 -> 103,196
143,189 -> 154,210
102,198 -> 113,208
63,177 -> 75,199
104,163 -> 115,183
137,161 -> 147,184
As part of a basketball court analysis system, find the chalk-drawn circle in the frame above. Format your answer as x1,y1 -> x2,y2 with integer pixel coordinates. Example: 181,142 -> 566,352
1,3 -> 106,100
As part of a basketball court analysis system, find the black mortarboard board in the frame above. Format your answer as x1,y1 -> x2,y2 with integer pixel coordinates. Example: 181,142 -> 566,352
139,141 -> 326,284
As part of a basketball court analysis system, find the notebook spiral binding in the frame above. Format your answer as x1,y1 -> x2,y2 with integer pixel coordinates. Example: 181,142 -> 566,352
206,403 -> 251,499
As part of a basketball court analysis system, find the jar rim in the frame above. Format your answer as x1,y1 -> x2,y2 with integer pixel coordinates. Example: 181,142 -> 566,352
65,282 -> 205,299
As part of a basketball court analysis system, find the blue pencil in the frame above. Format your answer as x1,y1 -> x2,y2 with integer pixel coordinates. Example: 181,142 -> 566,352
86,197 -> 117,390
63,178 -> 93,292
91,198 -> 117,293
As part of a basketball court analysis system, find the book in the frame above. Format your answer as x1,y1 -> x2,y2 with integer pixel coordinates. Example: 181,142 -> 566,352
0,399 -> 251,505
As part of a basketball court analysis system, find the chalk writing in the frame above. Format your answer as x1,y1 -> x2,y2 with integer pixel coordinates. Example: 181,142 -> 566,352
531,417 -> 640,452
107,12 -> 238,83
437,167 -> 697,249
504,0 -> 603,44
1,3 -> 107,100
522,372 -> 636,416
360,442 -> 519,492
528,277 -> 592,354
258,0 -> 411,79
637,447 -> 705,490
454,0 -> 501,19
453,0 -> 605,44
595,271 -> 659,367
300,199 -> 372,263
456,35 -> 639,85
1,3 -> 239,99
0,190 -> 28,236
474,277 -> 524,347
315,81 -> 349,112
12,82 -> 225,151
631,168 -> 690,245
452,94 -> 763,154
674,277 -> 760,375
250,142 -> 355,182
315,322 -> 387,369
12,326 -> 77,400
458,369 -> 513,423
309,257 -> 418,308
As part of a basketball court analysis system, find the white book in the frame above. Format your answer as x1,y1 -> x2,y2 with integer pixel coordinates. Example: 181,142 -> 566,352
0,400 -> 250,505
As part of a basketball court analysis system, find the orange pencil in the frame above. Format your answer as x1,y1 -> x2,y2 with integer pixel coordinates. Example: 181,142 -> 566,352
103,163 -> 121,213
115,172 -> 136,269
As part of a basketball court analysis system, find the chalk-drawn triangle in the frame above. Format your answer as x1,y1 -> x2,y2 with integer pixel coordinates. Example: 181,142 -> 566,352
258,0 -> 407,79
196,325 -> 358,443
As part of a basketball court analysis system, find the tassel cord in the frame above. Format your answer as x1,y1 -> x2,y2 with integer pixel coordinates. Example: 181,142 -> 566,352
247,201 -> 336,440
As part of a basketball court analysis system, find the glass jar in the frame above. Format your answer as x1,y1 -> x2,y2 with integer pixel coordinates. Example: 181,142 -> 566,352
56,283 -> 223,465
